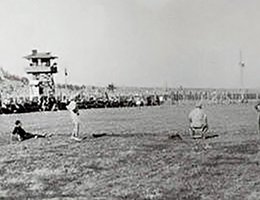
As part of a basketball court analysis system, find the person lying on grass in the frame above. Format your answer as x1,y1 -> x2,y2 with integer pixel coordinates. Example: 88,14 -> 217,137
12,120 -> 50,142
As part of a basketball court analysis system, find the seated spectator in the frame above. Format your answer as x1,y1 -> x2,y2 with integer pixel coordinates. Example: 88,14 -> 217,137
188,102 -> 211,149
188,102 -> 208,138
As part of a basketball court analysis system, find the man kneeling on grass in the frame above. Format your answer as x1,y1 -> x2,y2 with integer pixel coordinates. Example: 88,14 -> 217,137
188,102 -> 211,149
188,102 -> 208,139
12,120 -> 49,142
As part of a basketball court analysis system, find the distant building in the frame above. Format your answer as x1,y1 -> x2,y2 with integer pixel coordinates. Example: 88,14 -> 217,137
24,49 -> 58,99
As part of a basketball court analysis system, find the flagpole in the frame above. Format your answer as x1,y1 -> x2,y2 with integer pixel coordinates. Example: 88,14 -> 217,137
239,50 -> 246,102
239,50 -> 245,89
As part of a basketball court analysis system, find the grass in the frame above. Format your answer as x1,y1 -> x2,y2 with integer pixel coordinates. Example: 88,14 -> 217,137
0,103 -> 260,199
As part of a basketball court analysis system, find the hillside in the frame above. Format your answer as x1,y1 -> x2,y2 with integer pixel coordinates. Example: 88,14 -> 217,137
1,68 -> 258,100
0,68 -> 29,98
0,68 -> 168,99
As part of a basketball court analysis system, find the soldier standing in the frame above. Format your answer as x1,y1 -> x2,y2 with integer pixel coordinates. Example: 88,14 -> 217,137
255,100 -> 260,133
67,95 -> 81,141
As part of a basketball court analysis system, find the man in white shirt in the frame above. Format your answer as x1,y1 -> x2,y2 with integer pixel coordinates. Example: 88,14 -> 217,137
188,102 -> 208,139
67,95 -> 81,141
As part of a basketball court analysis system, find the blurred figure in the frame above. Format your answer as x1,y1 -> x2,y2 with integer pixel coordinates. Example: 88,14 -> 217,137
67,94 -> 81,141
188,102 -> 208,139
255,100 -> 260,133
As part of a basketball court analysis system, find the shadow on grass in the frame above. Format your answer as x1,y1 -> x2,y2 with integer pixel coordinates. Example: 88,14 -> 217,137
205,134 -> 219,139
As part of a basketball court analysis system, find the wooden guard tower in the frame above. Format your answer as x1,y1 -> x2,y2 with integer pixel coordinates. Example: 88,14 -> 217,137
24,49 -> 58,99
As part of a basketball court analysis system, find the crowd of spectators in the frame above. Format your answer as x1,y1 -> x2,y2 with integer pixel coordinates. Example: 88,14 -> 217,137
0,93 -> 167,114
0,88 -> 259,115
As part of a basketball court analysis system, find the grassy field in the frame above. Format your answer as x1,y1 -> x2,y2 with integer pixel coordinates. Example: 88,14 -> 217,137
0,103 -> 260,200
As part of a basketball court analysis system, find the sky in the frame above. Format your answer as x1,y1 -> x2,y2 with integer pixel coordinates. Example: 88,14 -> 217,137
0,0 -> 260,88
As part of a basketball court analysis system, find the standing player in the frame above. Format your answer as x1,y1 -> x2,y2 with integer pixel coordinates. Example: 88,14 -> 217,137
255,100 -> 260,133
67,95 -> 82,141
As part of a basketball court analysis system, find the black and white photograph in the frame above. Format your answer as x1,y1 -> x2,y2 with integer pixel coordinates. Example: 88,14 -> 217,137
0,0 -> 260,199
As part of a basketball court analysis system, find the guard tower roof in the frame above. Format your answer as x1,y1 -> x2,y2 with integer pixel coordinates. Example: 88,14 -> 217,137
24,49 -> 58,60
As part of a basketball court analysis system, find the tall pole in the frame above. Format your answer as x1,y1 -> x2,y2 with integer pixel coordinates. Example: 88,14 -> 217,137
165,81 -> 168,92
239,50 -> 245,89
239,50 -> 246,102
64,68 -> 68,96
